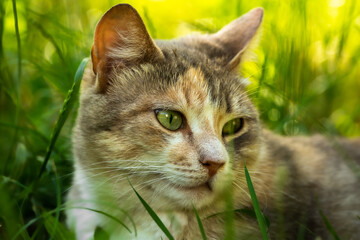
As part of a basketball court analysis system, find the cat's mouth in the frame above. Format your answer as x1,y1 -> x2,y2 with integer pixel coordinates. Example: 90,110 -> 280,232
171,181 -> 212,192
184,182 -> 211,190
157,179 -> 218,207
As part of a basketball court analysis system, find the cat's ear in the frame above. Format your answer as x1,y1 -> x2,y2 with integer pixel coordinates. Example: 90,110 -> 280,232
91,4 -> 164,92
210,8 -> 263,70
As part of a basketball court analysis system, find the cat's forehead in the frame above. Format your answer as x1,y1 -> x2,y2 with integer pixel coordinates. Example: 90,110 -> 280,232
160,52 -> 252,115
109,51 -> 252,114
176,67 -> 210,107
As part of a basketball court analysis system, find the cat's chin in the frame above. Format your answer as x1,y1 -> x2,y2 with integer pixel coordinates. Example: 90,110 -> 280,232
159,180 -> 218,209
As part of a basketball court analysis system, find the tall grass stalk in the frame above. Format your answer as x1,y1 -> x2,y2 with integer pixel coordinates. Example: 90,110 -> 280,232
319,210 -> 341,240
245,165 -> 269,240
38,58 -> 88,179
129,180 -> 174,240
6,0 -> 21,178
193,205 -> 207,240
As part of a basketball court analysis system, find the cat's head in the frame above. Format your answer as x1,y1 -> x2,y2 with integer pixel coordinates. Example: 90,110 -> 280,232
74,4 -> 263,209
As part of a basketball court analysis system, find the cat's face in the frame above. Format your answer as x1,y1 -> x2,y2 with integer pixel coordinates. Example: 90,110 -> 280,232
74,4 -> 263,209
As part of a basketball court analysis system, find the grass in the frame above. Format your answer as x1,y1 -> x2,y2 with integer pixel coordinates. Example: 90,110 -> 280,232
130,179 -> 174,240
0,0 -> 359,239
245,165 -> 269,240
319,210 -> 341,240
193,205 -> 207,240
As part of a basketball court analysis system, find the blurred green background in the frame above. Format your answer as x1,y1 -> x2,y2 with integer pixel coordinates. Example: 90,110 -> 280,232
0,0 -> 359,239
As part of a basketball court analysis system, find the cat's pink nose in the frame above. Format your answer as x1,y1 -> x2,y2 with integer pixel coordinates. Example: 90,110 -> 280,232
200,157 -> 225,177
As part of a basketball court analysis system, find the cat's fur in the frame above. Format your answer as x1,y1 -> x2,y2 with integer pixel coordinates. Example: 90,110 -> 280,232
66,4 -> 360,240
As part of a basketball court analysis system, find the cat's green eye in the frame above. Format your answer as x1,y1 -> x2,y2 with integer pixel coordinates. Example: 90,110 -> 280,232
155,110 -> 183,131
222,118 -> 244,136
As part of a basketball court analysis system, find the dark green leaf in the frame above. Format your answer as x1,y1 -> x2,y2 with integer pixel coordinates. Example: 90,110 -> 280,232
43,213 -> 75,240
129,180 -> 174,240
94,226 -> 110,240
193,205 -> 207,240
206,208 -> 270,229
245,165 -> 269,240
74,207 -> 132,234
319,210 -> 341,240
38,58 -> 88,179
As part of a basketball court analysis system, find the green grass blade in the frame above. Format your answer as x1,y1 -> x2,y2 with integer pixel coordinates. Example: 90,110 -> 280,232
38,58 -> 88,179
234,209 -> 270,229
245,165 -> 269,240
94,226 -> 110,240
206,208 -> 270,229
0,0 -> 4,58
12,205 -> 132,239
6,0 -> 22,182
193,205 -> 207,240
30,20 -> 65,62
1,175 -> 26,189
296,223 -> 306,240
43,213 -> 75,240
129,180 -> 174,240
76,207 -> 132,234
256,54 -> 268,101
0,184 -> 30,240
319,210 -> 341,240
357,216 -> 360,221
49,160 -> 61,240
11,0 -> 21,89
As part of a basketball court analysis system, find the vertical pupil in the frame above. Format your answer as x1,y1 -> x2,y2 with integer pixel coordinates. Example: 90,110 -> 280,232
169,114 -> 173,124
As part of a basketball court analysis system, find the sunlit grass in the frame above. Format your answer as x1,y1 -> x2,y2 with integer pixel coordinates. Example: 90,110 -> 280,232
0,0 -> 359,239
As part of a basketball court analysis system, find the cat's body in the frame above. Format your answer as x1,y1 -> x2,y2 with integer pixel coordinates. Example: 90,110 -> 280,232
66,4 -> 360,239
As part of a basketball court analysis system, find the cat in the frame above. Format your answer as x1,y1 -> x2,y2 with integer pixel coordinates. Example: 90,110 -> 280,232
66,3 -> 360,240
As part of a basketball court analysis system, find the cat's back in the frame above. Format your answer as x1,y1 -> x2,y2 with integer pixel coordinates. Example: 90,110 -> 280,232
262,131 -> 360,239
337,137 -> 360,165
265,130 -> 360,170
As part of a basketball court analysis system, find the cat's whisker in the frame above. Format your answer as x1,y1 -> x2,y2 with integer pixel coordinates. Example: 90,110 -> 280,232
233,181 -> 251,200
114,177 -> 169,200
62,169 -> 128,194
63,168 -> 165,194
84,159 -> 165,168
